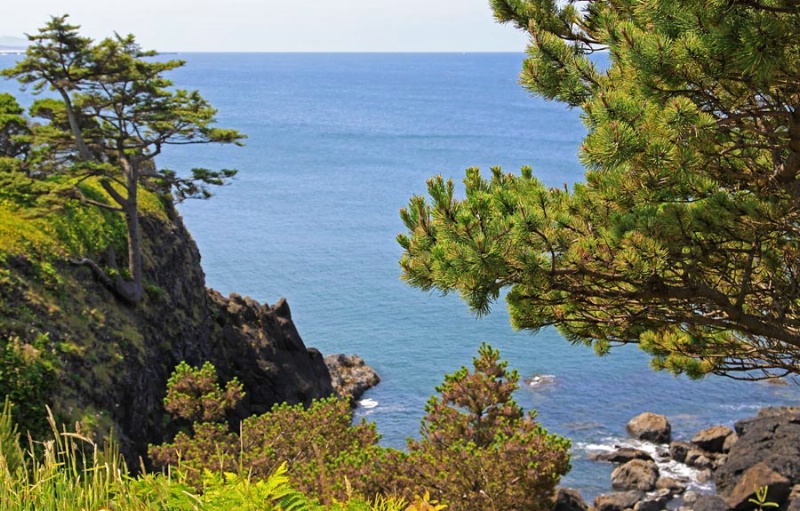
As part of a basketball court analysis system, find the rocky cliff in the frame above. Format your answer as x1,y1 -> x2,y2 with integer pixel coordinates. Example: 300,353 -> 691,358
0,201 -> 333,464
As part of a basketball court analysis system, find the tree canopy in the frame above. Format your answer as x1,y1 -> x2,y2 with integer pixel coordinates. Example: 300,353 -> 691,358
1,15 -> 244,303
398,0 -> 800,379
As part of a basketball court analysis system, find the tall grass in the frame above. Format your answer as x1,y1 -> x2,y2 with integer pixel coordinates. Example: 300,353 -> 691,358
0,401 -> 131,511
0,400 -> 424,511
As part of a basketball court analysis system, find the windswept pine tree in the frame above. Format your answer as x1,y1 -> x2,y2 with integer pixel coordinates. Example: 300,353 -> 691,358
398,0 -> 800,379
2,15 -> 244,303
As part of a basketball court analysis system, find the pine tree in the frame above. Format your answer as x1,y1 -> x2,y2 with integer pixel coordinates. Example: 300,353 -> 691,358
402,344 -> 570,511
398,1 -> 800,379
2,16 -> 244,303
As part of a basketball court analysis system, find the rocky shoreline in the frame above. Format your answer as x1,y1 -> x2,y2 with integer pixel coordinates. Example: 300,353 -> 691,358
324,353 -> 381,404
555,407 -> 800,511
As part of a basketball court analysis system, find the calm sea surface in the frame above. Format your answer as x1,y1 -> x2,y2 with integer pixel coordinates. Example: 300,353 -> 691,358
3,52 -> 798,497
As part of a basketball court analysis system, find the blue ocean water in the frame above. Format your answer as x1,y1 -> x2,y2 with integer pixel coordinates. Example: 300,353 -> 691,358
3,52 -> 798,497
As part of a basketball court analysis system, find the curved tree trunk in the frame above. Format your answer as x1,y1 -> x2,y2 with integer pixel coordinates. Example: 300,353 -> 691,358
57,89 -> 92,161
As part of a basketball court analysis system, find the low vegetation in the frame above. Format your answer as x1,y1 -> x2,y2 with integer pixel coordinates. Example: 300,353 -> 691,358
0,345 -> 568,510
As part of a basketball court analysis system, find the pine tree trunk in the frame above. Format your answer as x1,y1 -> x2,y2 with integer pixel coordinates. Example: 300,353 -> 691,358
57,89 -> 92,161
120,162 -> 144,303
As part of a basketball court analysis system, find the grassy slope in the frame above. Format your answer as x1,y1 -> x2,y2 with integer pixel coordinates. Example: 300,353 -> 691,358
0,171 -> 169,438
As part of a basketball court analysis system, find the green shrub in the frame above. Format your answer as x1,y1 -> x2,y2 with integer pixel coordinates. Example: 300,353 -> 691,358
163,360 -> 244,423
150,362 -> 383,505
151,348 -> 570,510
0,334 -> 55,438
392,343 -> 571,511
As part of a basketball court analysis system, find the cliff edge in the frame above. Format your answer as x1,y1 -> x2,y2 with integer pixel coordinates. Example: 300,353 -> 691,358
0,200 -> 333,464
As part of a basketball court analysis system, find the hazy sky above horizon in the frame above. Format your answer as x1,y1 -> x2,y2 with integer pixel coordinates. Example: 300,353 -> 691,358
1,0 -> 531,52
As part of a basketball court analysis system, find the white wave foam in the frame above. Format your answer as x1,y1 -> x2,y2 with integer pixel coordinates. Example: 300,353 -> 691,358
577,437 -> 715,493
358,398 -> 379,409
525,374 -> 556,387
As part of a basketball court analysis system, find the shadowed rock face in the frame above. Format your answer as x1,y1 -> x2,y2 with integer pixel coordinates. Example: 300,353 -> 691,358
128,206 -> 335,463
208,291 -> 334,417
715,407 -> 800,505
1,201 -> 334,466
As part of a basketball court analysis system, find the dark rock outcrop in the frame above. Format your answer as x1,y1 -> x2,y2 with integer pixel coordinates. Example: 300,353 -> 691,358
208,291 -> 334,416
324,353 -> 380,402
627,412 -> 672,444
714,407 -> 800,498
0,201 -> 336,465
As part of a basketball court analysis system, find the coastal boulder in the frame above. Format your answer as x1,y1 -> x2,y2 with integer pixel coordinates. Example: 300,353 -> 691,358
656,476 -> 687,494
685,448 -> 716,470
692,425 -> 735,454
324,353 -> 380,402
553,488 -> 589,511
595,491 -> 645,511
627,412 -> 672,444
726,462 -> 791,511
611,459 -> 660,491
589,447 -> 654,464
634,492 -> 670,511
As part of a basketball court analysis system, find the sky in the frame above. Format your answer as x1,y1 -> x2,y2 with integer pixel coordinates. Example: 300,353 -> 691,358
0,0 -> 531,52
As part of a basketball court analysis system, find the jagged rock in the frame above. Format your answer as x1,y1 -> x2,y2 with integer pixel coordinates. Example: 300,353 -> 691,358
692,425 -> 735,454
656,476 -> 687,494
726,462 -> 792,511
670,441 -> 693,463
324,353 -> 380,402
553,488 -> 589,511
208,291 -> 334,415
697,469 -> 713,484
693,495 -> 729,511
594,491 -> 645,511
589,448 -> 654,464
627,412 -> 672,444
714,407 -> 800,497
611,459 -> 660,491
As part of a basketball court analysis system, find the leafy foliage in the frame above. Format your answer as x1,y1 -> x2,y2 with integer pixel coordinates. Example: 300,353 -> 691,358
0,403 -> 414,511
0,335 -> 55,438
399,0 -> 800,379
164,361 -> 244,423
151,362 -> 382,504
151,352 -> 568,511
395,343 -> 570,511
